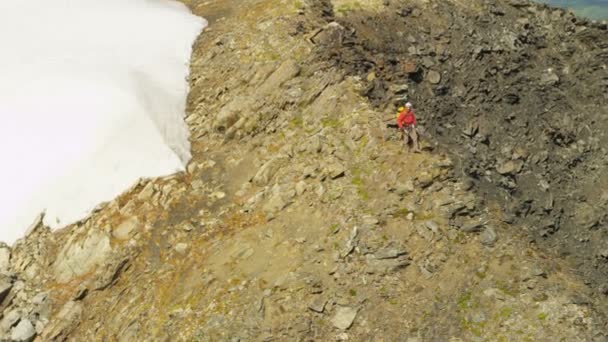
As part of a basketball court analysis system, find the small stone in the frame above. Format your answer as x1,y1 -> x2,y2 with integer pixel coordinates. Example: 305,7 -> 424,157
395,181 -> 415,195
295,237 -> 307,244
496,160 -> 523,175
416,172 -> 435,188
327,163 -> 346,179
295,181 -> 307,195
540,69 -> 559,86
211,191 -> 226,200
533,292 -> 549,302
331,306 -> 358,330
461,220 -> 485,233
531,265 -> 547,278
182,223 -> 194,232
374,244 -> 408,259
309,297 -> 327,313
362,216 -> 379,226
480,226 -> 498,247
174,243 -> 189,255
336,332 -> 349,341
425,221 -> 439,234
11,319 -> 36,342
427,70 -> 441,84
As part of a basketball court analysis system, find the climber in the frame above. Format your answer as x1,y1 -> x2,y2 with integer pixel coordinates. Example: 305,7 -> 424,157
397,102 -> 421,153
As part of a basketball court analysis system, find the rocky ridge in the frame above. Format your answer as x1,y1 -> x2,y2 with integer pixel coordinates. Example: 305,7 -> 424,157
0,0 -> 607,341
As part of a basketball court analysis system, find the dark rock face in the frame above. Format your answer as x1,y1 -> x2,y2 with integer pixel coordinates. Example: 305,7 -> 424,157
316,0 -> 608,294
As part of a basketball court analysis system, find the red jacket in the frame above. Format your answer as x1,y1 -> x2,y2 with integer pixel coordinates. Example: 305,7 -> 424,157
397,109 -> 416,128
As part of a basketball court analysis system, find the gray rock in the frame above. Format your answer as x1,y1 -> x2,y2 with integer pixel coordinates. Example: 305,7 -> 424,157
257,59 -> 301,95
213,97 -> 248,132
327,162 -> 346,179
11,319 -> 35,342
174,243 -> 189,255
462,121 -> 479,138
182,223 -> 195,232
309,297 -> 327,313
480,226 -> 498,247
460,220 -> 486,233
416,172 -> 435,188
366,255 -> 410,274
425,221 -> 440,234
427,70 -> 441,84
295,180 -> 307,195
331,306 -> 358,330
262,191 -> 291,215
496,160 -> 523,175
540,69 -> 559,86
252,157 -> 286,186
374,243 -> 408,260
394,181 -> 415,196
530,265 -> 547,278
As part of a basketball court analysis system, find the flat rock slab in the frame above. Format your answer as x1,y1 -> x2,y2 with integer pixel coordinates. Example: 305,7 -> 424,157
331,306 -> 358,330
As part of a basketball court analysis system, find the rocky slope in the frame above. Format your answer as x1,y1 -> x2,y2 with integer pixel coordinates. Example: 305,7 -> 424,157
0,0 -> 607,341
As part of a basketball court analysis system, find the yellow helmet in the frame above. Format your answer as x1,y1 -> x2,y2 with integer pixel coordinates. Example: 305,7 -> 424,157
398,107 -> 405,112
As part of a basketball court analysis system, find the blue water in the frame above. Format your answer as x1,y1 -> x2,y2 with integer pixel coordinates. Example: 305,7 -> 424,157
542,0 -> 608,20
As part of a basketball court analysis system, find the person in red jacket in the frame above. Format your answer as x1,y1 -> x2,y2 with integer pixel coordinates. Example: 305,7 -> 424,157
397,102 -> 420,152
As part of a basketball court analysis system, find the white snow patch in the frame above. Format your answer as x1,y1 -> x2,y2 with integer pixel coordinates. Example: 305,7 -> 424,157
0,0 -> 206,244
